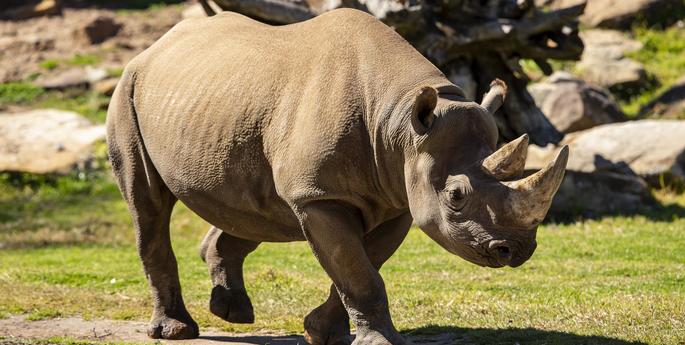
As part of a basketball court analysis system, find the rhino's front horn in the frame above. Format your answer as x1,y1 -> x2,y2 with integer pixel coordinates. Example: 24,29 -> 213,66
504,145 -> 569,228
482,134 -> 529,180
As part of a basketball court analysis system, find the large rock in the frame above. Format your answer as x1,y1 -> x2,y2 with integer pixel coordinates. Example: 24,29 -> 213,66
0,0 -> 62,20
640,75 -> 685,119
544,0 -> 685,29
562,120 -> 685,184
529,72 -> 626,134
73,15 -> 122,45
527,144 -> 655,218
37,68 -> 89,90
0,109 -> 105,174
93,77 -> 120,96
527,120 -> 685,217
579,29 -> 643,60
576,30 -> 651,97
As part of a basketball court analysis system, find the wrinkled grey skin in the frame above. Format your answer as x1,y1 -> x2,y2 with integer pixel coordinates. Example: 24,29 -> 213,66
106,9 -> 568,345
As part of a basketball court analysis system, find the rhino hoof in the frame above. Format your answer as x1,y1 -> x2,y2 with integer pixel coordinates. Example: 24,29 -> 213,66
210,285 -> 255,324
147,315 -> 199,339
303,308 -> 351,345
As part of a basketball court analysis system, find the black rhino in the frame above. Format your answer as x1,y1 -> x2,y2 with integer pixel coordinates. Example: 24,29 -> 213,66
106,8 -> 568,345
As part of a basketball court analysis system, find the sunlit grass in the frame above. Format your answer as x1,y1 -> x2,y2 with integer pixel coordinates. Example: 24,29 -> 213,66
0,171 -> 683,344
618,25 -> 685,117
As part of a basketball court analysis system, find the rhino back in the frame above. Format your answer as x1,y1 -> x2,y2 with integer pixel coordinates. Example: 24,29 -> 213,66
126,9 -> 448,238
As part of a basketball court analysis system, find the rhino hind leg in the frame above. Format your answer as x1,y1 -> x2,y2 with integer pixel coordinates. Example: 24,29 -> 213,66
200,226 -> 260,323
107,76 -> 198,340
303,212 -> 412,345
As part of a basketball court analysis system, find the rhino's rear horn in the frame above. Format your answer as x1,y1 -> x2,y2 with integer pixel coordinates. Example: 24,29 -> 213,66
482,134 -> 529,180
504,145 -> 569,228
481,79 -> 507,114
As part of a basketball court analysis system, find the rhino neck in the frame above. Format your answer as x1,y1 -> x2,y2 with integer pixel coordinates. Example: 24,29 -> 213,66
366,78 -> 457,211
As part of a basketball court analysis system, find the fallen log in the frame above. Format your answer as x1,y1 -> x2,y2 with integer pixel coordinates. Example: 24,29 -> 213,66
199,0 -> 586,145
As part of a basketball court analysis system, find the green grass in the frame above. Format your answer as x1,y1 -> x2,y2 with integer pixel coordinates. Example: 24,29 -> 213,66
0,82 -> 44,107
39,60 -> 60,71
0,82 -> 109,124
0,169 -> 684,344
622,25 -> 685,117
65,54 -> 101,67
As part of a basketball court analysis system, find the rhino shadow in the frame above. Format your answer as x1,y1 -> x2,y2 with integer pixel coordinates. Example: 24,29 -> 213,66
403,325 -> 648,345
199,326 -> 647,345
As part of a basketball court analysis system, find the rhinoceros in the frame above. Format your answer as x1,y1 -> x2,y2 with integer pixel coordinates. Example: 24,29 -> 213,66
106,8 -> 568,344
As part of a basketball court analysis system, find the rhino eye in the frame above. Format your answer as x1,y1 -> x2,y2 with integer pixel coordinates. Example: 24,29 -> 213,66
448,189 -> 468,211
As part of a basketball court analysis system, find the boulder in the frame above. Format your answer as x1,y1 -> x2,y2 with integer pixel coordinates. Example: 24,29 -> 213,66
85,67 -> 108,84
560,120 -> 685,186
545,0 -> 685,29
93,77 -> 120,96
577,58 -> 649,97
579,29 -> 643,60
529,72 -> 626,134
0,0 -> 62,20
73,15 -> 122,45
527,144 -> 655,218
576,30 -> 651,97
0,35 -> 55,56
0,109 -> 106,174
639,75 -> 685,119
37,68 -> 89,90
527,119 -> 685,217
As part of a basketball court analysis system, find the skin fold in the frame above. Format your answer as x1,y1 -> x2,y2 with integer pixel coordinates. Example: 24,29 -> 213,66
106,8 -> 568,344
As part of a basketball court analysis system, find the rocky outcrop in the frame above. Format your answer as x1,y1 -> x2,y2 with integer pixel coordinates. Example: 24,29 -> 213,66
576,29 -> 651,98
527,120 -> 685,217
73,15 -> 122,45
92,77 -> 120,96
640,75 -> 685,119
561,120 -> 685,185
37,68 -> 89,90
0,109 -> 106,174
544,0 -> 685,29
0,0 -> 62,21
527,144 -> 655,218
529,72 -> 626,134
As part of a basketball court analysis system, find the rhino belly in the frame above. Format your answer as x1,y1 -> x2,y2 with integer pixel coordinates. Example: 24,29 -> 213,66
138,116 -> 304,242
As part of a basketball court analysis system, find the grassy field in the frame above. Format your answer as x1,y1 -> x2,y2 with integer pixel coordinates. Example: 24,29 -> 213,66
1,15 -> 685,345
1,169 -> 685,345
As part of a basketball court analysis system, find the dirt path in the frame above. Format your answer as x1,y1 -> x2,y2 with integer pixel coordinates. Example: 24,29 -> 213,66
0,315 -> 303,344
0,315 -> 457,344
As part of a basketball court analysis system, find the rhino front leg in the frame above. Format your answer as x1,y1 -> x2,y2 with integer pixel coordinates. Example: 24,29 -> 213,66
200,226 -> 260,323
298,201 -> 409,345
304,213 -> 412,345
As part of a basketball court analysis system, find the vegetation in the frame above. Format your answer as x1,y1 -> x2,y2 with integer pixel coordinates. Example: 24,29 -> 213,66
623,24 -> 685,116
0,82 -> 109,123
65,54 -> 101,67
1,6 -> 684,345
39,60 -> 60,71
0,82 -> 44,106
0,165 -> 684,344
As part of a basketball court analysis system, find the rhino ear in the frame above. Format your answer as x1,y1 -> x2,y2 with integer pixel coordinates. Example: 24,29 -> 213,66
411,86 -> 438,135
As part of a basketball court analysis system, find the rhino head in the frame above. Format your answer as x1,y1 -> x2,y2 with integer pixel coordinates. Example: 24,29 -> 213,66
404,80 -> 568,268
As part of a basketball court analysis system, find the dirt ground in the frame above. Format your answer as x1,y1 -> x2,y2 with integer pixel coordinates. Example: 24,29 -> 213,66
0,315 -> 458,345
0,2 -> 185,83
